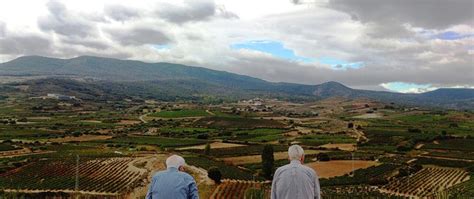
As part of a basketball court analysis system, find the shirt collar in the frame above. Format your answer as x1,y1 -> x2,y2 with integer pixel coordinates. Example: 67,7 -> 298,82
290,160 -> 302,164
167,167 -> 179,172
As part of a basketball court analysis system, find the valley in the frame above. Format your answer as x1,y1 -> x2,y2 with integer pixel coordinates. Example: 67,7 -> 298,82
0,85 -> 472,198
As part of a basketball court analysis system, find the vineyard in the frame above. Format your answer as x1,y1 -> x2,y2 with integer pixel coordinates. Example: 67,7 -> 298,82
379,167 -> 470,198
435,173 -> 474,198
0,157 -> 147,196
209,180 -> 269,199
321,186 -> 404,199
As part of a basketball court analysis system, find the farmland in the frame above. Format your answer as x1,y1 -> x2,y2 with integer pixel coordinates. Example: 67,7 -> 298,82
0,90 -> 473,198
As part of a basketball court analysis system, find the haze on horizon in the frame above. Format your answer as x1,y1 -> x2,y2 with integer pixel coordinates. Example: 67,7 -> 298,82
0,0 -> 473,93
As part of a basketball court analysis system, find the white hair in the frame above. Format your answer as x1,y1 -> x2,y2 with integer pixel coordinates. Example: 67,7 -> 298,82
288,145 -> 305,160
166,155 -> 186,169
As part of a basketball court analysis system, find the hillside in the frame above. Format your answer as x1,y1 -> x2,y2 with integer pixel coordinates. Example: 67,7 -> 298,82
1,56 -> 473,109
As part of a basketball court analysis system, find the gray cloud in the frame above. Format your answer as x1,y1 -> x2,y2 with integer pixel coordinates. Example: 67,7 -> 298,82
104,5 -> 140,21
220,49 -> 473,90
62,38 -> 110,50
107,27 -> 172,46
38,0 -> 96,37
328,0 -> 474,29
156,0 -> 216,24
216,5 -> 239,19
0,22 -> 5,37
0,35 -> 52,55
0,0 -> 471,91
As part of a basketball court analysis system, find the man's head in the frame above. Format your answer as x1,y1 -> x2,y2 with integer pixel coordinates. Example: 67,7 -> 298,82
288,144 -> 305,163
166,155 -> 186,171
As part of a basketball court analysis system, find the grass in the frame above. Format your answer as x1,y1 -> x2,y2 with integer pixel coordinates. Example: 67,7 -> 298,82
233,128 -> 286,142
96,136 -> 207,148
159,127 -> 217,134
184,155 -> 258,180
0,144 -> 19,151
150,109 -> 210,118
296,134 -> 356,146
424,138 -> 474,152
195,116 -> 286,129
0,127 -> 62,140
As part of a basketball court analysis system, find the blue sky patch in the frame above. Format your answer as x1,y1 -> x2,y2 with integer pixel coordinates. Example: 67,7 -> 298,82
317,57 -> 364,70
381,82 -> 433,93
150,44 -> 171,50
231,40 -> 314,63
436,31 -> 473,40
231,40 -> 364,69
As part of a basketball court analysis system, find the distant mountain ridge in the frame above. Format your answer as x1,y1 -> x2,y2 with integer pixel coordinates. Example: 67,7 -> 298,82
1,56 -> 473,109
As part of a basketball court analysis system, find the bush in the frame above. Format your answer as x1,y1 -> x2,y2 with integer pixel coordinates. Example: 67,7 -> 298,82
348,123 -> 354,129
208,166 -> 222,184
204,143 -> 211,156
197,133 -> 209,139
317,153 -> 330,161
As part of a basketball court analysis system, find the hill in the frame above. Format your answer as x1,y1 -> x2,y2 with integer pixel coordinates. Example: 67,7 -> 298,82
1,56 -> 473,109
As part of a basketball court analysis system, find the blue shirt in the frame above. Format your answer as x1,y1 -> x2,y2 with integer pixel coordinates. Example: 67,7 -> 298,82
271,160 -> 320,199
146,167 -> 199,199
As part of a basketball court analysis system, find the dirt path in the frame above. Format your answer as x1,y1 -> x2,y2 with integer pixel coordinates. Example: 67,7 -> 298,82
206,110 -> 215,116
139,113 -> 150,123
419,155 -> 474,162
0,150 -> 55,159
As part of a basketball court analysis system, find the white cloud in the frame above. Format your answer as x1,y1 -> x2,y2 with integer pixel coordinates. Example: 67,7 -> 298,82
0,0 -> 472,90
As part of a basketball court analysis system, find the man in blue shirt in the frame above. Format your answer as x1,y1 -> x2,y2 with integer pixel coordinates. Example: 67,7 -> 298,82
146,155 -> 199,199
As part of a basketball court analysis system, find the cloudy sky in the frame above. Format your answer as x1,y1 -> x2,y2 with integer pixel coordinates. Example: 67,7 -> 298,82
0,0 -> 473,92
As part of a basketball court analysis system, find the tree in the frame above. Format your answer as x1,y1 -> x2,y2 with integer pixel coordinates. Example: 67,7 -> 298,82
208,167 -> 222,184
262,145 -> 274,180
317,153 -> 330,161
197,133 -> 209,139
204,143 -> 211,156
347,122 -> 354,129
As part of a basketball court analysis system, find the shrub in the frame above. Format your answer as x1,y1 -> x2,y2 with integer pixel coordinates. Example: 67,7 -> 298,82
208,166 -> 222,184
317,153 -> 330,161
204,143 -> 211,156
197,133 -> 209,139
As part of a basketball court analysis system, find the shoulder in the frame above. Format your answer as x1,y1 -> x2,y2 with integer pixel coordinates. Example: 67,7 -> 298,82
152,170 -> 166,179
300,164 -> 318,177
179,171 -> 196,182
274,163 -> 291,175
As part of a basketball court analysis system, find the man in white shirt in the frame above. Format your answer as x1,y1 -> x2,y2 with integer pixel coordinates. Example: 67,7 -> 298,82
271,145 -> 321,199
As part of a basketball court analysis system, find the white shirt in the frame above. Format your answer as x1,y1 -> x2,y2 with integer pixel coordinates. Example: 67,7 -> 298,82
271,160 -> 321,199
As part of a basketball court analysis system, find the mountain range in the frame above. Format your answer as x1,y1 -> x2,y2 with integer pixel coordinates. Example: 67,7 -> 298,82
1,56 -> 473,109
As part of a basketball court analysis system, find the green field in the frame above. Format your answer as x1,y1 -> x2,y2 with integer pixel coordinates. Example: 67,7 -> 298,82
96,136 -> 207,148
150,109 -> 210,118
233,128 -> 286,142
296,134 -> 356,146
0,143 -> 19,151
424,138 -> 474,152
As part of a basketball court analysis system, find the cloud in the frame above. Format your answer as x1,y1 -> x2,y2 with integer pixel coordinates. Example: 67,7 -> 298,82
104,4 -> 140,22
0,0 -> 472,91
328,0 -> 474,29
106,27 -> 172,46
0,34 -> 52,55
380,82 -> 474,93
38,0 -> 96,37
156,0 -> 216,24
0,22 -> 5,37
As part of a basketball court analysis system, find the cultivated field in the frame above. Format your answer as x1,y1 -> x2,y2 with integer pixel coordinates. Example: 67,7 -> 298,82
0,157 -> 147,195
0,88 -> 473,198
380,167 -> 470,198
306,160 -> 380,179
